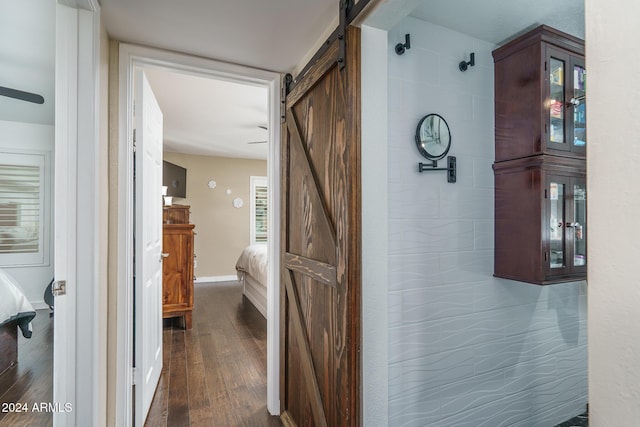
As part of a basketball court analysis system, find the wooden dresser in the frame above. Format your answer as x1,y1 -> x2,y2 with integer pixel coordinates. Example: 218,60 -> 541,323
162,204 -> 194,329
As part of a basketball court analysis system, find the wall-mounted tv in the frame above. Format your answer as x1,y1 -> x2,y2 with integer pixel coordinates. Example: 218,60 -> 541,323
163,161 -> 187,198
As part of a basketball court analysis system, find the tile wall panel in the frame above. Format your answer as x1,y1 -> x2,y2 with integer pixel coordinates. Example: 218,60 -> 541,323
387,17 -> 587,426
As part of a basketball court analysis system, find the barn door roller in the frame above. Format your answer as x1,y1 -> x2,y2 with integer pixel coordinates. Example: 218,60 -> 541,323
337,0 -> 351,70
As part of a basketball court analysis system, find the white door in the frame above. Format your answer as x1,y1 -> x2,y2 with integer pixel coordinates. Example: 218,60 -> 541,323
133,69 -> 164,426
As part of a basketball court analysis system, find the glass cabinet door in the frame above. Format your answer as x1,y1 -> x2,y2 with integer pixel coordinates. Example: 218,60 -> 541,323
549,57 -> 566,146
548,180 -> 566,270
572,181 -> 587,268
547,48 -> 585,156
572,61 -> 587,153
546,175 -> 587,277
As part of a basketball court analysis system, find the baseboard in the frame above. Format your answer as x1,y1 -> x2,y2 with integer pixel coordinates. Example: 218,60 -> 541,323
31,301 -> 50,311
194,275 -> 237,284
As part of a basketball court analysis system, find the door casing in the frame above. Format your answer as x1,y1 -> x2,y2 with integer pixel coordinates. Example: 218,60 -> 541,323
116,43 -> 282,424
54,0 -> 105,425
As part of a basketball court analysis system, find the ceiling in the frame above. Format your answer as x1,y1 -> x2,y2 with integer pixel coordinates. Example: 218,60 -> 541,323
409,0 -> 584,45
0,0 -> 55,126
100,0 -> 338,73
143,68 -> 269,160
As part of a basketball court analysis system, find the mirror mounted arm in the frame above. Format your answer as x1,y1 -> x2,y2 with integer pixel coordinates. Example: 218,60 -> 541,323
418,156 -> 457,183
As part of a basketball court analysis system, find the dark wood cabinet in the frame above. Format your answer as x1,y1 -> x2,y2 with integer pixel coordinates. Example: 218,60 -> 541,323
493,25 -> 586,162
493,156 -> 586,284
493,25 -> 587,285
162,205 -> 194,328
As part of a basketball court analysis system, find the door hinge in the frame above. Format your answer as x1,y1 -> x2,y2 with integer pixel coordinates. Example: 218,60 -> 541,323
133,128 -> 137,152
544,189 -> 548,199
132,367 -> 137,386
544,252 -> 548,261
52,280 -> 66,296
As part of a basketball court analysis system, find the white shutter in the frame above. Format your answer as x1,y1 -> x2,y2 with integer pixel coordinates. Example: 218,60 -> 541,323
250,176 -> 268,245
0,152 -> 46,265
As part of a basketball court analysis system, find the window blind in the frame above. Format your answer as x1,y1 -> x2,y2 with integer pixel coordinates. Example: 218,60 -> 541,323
254,184 -> 268,243
0,163 -> 41,254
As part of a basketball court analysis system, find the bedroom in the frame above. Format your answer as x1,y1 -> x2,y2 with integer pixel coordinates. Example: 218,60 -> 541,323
141,66 -> 276,424
0,0 -> 56,425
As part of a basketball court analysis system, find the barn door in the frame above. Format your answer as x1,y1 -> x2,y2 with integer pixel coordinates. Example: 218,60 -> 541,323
280,26 -> 361,427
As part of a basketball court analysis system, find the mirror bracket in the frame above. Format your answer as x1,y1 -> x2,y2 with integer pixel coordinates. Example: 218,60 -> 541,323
418,156 -> 457,183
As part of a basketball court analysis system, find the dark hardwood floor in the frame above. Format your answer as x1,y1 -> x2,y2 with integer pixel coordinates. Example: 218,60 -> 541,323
0,309 -> 53,427
145,281 -> 281,427
0,283 -> 277,426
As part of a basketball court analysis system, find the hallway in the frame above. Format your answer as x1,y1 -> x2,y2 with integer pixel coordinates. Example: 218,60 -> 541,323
145,281 -> 281,426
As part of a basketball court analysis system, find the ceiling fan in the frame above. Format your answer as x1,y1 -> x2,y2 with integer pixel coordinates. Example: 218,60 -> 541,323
0,85 -> 45,104
247,125 -> 268,144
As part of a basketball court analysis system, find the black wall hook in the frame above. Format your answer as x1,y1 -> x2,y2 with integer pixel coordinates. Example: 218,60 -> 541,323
395,34 -> 411,55
459,52 -> 475,72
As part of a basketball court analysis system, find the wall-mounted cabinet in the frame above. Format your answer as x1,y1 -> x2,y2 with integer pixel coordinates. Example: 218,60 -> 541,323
493,25 -> 586,162
493,156 -> 586,284
493,25 -> 586,285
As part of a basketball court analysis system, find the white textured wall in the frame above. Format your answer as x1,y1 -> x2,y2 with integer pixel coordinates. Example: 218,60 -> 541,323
586,0 -> 640,423
387,17 -> 587,426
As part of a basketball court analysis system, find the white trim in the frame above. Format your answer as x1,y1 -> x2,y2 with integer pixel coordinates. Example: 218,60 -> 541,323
194,275 -> 238,283
117,43 -> 282,423
361,24 -> 390,426
32,301 -> 50,311
265,70 -> 281,417
54,0 -> 102,426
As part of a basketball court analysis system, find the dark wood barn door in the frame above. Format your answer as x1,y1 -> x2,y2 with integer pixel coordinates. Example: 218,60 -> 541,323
280,26 -> 361,427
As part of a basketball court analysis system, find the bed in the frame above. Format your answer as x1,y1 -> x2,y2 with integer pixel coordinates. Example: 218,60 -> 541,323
235,244 -> 268,318
0,268 -> 36,375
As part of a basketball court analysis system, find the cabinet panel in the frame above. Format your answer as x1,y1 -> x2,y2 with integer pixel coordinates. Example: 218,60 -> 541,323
162,223 -> 194,328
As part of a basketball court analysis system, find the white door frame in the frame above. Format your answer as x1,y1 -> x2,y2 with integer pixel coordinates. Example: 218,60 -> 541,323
55,0 -> 104,425
116,43 -> 282,424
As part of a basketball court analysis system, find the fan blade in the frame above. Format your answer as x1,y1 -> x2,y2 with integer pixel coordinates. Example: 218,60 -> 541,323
0,86 -> 45,104
247,141 -> 268,144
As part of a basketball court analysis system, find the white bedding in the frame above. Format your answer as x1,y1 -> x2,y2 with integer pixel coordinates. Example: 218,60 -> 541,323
0,268 -> 36,338
235,244 -> 268,288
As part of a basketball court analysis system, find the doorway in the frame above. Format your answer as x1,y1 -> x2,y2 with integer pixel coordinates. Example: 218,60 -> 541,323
116,43 -> 281,425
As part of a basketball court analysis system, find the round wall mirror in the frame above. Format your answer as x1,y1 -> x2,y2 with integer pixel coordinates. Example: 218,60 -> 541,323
415,114 -> 451,160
